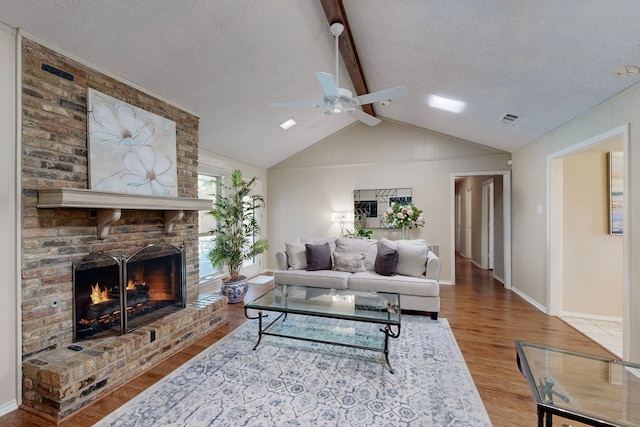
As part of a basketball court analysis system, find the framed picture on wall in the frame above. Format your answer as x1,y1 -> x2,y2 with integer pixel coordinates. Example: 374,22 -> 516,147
609,150 -> 623,235
87,88 -> 178,196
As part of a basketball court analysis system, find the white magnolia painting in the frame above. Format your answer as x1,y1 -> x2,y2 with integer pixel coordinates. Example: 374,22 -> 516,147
87,88 -> 178,196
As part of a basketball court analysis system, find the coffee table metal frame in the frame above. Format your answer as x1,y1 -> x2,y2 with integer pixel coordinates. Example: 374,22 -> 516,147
244,284 -> 401,373
516,340 -> 640,427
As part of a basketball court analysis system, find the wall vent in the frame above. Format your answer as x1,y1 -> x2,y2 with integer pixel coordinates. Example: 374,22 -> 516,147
500,113 -> 520,124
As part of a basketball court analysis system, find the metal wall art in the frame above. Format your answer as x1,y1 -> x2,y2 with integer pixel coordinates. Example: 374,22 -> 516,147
354,188 -> 412,229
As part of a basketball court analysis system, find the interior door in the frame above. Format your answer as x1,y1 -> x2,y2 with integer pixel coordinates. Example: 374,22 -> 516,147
456,193 -> 462,251
465,188 -> 472,258
482,180 -> 495,270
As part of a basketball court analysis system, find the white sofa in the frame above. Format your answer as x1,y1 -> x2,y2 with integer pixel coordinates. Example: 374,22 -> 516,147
273,237 -> 441,319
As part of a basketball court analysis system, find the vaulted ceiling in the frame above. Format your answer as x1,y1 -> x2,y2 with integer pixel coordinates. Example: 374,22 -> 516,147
2,1 -> 640,168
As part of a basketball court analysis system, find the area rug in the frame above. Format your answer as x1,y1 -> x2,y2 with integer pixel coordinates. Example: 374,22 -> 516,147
94,315 -> 491,426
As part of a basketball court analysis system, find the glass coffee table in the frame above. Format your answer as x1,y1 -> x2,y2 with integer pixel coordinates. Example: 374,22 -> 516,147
244,285 -> 401,373
516,341 -> 640,427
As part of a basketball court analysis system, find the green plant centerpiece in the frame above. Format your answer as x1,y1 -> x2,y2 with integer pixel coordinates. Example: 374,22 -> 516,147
207,169 -> 269,303
344,209 -> 373,239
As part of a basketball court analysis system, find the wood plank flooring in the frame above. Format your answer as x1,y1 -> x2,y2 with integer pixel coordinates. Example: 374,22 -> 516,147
1,255 -> 615,427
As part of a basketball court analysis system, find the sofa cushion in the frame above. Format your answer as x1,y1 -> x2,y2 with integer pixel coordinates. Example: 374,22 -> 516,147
285,242 -> 307,270
396,240 -> 428,277
374,244 -> 399,276
333,252 -> 366,273
349,271 -> 439,297
272,269 -> 350,289
380,237 -> 428,250
335,237 -> 378,271
305,243 -> 332,271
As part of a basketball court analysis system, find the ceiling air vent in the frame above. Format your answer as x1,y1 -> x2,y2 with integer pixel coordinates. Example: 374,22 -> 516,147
500,113 -> 520,125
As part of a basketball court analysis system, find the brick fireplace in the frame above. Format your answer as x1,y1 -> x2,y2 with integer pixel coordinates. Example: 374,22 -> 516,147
19,38 -> 227,422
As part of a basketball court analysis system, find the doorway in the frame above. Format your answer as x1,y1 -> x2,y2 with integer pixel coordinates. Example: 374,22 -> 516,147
451,171 -> 511,287
547,125 -> 628,358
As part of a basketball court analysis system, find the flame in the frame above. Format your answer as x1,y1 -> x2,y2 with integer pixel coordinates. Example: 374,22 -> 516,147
127,279 -> 145,290
90,283 -> 109,304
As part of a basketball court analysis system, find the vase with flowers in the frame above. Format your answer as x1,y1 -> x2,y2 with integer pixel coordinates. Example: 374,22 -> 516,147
383,202 -> 425,239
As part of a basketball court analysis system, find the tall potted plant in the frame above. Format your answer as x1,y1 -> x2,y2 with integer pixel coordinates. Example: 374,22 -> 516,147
207,169 -> 269,303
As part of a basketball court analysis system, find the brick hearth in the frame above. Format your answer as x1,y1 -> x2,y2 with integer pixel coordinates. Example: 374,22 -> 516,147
22,294 -> 226,421
19,37 -> 227,422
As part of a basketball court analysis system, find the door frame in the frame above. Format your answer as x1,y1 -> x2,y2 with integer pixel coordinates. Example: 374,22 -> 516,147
546,124 -> 629,359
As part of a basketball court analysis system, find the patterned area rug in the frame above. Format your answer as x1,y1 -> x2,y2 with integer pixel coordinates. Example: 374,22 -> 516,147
94,315 -> 490,426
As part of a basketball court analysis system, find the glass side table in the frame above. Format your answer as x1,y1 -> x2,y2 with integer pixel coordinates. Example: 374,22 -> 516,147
516,341 -> 640,427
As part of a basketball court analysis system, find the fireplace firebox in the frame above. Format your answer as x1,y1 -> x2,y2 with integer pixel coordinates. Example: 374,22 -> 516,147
73,243 -> 186,342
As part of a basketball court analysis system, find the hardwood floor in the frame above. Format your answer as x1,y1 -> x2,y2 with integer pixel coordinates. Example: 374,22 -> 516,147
1,256 -> 614,427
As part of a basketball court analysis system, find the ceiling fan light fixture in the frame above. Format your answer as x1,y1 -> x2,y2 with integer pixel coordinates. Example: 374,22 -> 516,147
429,94 -> 465,113
332,101 -> 344,113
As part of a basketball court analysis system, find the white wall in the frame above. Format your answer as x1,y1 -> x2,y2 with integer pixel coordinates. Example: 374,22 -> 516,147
0,24 -> 18,415
267,119 -> 511,283
512,82 -> 640,361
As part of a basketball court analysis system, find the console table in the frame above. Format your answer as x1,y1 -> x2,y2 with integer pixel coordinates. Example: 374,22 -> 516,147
516,341 -> 640,427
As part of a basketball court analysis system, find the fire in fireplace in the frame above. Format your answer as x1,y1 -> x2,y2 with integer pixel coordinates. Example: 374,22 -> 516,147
73,243 -> 186,341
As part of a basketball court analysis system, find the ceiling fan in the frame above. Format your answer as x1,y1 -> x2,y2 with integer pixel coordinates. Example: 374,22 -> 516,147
270,22 -> 408,127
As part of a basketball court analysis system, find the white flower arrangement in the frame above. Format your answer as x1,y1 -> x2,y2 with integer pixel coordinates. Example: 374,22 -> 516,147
383,202 -> 425,229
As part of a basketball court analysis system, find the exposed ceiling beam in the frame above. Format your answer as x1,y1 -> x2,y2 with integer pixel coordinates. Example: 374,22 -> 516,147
320,0 -> 375,116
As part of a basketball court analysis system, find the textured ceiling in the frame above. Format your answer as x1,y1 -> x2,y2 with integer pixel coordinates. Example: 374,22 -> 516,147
2,1 -> 640,168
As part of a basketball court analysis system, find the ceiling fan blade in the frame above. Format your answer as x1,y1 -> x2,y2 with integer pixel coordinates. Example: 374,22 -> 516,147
356,86 -> 408,105
315,72 -> 339,98
348,109 -> 381,126
269,102 -> 321,108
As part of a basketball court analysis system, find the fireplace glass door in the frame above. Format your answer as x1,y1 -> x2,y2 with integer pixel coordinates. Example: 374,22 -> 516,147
73,252 -> 122,341
123,243 -> 186,332
73,243 -> 186,342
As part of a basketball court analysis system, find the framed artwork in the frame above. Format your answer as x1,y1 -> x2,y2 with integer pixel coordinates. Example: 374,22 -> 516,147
354,188 -> 412,228
87,88 -> 178,196
609,150 -> 623,235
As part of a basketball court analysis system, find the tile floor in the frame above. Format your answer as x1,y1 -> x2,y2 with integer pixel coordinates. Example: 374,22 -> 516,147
561,316 -> 623,358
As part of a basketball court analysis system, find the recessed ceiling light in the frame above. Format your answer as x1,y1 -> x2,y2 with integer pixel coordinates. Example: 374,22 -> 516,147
279,119 -> 296,130
429,95 -> 465,113
613,66 -> 640,77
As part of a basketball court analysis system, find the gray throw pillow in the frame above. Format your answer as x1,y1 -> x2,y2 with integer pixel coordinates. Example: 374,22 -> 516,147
285,242 -> 307,270
333,252 -> 366,273
335,237 -> 378,270
305,243 -> 332,271
375,244 -> 399,276
396,240 -> 428,277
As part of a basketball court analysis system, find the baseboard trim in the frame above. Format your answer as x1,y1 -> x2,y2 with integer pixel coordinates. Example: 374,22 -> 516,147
0,399 -> 18,417
511,287 -> 547,314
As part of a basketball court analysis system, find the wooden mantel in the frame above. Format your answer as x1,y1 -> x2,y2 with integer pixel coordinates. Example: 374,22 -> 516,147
37,188 -> 213,239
